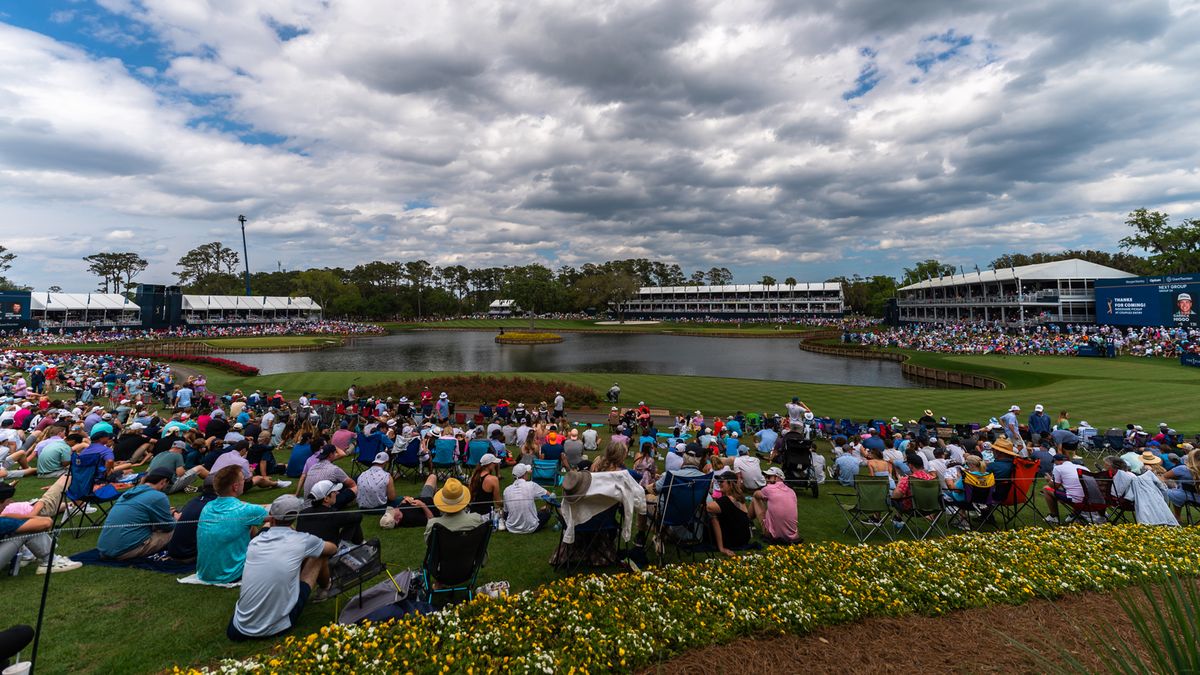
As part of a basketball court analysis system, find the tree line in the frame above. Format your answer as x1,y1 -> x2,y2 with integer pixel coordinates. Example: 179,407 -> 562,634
1,207 -> 1197,317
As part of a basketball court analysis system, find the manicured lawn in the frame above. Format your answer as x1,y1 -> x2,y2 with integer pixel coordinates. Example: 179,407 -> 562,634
379,319 -> 816,336
202,336 -> 343,349
197,352 -> 1200,432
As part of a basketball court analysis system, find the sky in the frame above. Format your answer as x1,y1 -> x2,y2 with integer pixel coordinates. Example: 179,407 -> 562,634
1,0 -> 1199,292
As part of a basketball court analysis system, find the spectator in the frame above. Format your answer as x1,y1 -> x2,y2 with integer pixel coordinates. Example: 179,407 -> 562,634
705,471 -> 751,556
502,463 -> 553,534
379,475 -> 442,529
296,480 -> 364,547
165,475 -> 218,562
356,452 -> 397,510
211,440 -> 290,492
227,495 -> 336,641
466,454 -> 503,516
0,482 -> 82,575
148,439 -> 209,494
197,465 -> 269,584
298,444 -> 355,506
1042,454 -> 1084,525
753,467 -> 800,544
423,478 -> 486,542
97,468 -> 177,560
834,449 -> 863,486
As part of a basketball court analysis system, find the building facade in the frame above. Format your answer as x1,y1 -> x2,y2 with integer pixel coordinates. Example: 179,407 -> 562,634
621,283 -> 844,319
896,259 -> 1136,326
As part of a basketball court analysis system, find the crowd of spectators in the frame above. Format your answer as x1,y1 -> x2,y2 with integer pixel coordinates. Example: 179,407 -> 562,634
848,322 -> 1200,357
0,320 -> 384,349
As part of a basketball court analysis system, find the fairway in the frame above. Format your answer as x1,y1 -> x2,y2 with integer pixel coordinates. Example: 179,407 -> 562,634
195,351 -> 1200,432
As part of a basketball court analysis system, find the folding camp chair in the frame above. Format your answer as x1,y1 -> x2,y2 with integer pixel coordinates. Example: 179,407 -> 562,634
430,438 -> 460,480
995,457 -> 1040,529
530,459 -> 563,488
550,504 -> 621,573
327,538 -> 384,607
897,477 -> 947,540
350,431 -> 384,479
464,440 -> 491,469
1064,469 -> 1111,524
419,521 -> 491,605
61,452 -> 121,538
1103,471 -> 1136,524
391,437 -> 422,481
831,477 -> 894,543
955,478 -> 997,532
648,472 -> 714,565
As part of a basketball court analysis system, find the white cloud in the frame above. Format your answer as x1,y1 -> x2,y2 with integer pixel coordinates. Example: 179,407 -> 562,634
0,0 -> 1198,292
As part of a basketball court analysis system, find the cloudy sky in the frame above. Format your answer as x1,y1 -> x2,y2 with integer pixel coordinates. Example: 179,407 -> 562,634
1,0 -> 1199,292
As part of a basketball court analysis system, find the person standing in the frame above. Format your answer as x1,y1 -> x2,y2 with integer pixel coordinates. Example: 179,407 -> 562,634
1000,405 -> 1024,451
1027,404 -> 1052,446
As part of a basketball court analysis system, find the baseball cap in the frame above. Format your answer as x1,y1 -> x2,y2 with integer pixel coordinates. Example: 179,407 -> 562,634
713,469 -> 737,482
479,453 -> 502,467
764,467 -> 785,479
269,494 -> 305,522
1053,453 -> 1068,462
1034,404 -> 1044,412
309,480 -> 343,501
512,463 -> 530,478
145,467 -> 174,483
89,430 -> 111,441
373,451 -> 390,464
171,440 -> 187,450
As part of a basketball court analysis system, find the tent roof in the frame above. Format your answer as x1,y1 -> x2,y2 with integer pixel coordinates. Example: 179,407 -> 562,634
489,299 -> 517,308
30,293 -> 139,312
898,258 -> 1136,291
182,295 -> 321,311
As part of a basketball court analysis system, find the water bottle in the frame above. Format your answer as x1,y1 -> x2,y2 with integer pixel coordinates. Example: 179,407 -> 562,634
490,509 -> 499,531
497,510 -> 507,531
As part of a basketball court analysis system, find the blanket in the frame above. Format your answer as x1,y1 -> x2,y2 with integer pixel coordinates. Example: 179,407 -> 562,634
72,549 -> 197,574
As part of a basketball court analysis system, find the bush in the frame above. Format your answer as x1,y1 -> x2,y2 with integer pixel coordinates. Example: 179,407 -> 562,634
369,375 -> 600,408
192,525 -> 1200,674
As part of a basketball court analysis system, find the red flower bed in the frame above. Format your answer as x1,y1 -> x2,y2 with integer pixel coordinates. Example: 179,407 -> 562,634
369,375 -> 600,408
42,350 -> 260,376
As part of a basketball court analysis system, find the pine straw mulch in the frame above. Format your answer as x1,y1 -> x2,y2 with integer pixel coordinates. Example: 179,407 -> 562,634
644,582 -> 1191,674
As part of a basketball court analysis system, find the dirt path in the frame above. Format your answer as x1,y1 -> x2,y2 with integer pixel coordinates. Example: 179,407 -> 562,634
643,585 -> 1178,674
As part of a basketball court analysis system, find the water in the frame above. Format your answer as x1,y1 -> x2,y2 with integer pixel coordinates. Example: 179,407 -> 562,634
218,331 -> 919,388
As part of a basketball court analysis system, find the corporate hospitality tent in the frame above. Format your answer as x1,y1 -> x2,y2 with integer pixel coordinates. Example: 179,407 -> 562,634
28,292 -> 142,328
181,295 -> 322,324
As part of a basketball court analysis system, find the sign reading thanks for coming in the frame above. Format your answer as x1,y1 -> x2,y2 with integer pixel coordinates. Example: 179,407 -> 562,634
1095,274 -> 1200,328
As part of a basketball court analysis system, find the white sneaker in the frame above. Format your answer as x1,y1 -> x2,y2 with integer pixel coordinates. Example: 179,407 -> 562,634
18,548 -> 36,568
37,556 -> 82,574
1043,515 -> 1059,525
275,480 -> 292,489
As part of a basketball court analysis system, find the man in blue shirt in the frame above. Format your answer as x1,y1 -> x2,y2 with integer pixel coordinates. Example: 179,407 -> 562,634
1000,405 -> 1024,452
835,452 -> 863,486
197,465 -> 269,584
97,468 -> 177,559
1027,404 -> 1052,445
754,426 -> 778,457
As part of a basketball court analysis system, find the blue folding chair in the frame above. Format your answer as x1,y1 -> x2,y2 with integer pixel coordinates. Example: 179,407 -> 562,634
350,431 -> 384,478
464,440 -> 491,469
431,438 -> 460,480
391,437 -> 422,481
531,459 -> 563,488
62,452 -> 121,539
649,472 -> 714,565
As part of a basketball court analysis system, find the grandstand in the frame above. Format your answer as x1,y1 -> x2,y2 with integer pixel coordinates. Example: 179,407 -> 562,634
621,283 -> 844,319
181,294 -> 322,324
896,259 -> 1135,326
29,292 -> 141,328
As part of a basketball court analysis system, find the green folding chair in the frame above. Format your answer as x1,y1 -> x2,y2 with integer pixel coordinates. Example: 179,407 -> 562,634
831,477 -> 894,543
899,478 -> 947,540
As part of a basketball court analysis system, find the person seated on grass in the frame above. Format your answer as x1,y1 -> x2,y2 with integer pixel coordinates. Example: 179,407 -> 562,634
539,430 -> 564,465
705,470 -> 751,556
633,442 -> 658,489
96,467 -> 177,560
1164,448 -> 1200,522
835,448 -> 864,486
356,452 -> 397,511
0,482 -> 82,576
379,474 -> 442,529
227,494 -> 336,641
34,426 -> 78,478
285,432 -> 316,478
298,444 -> 354,505
113,422 -> 153,466
211,440 -> 291,492
592,441 -> 631,474
247,430 -> 279,478
297,480 -> 364,547
165,475 -> 218,562
148,439 -> 210,494
1042,453 -> 1084,525
197,465 -> 269,584
466,453 -> 503,516
502,463 -> 554,534
424,478 -> 486,544
753,467 -> 800,545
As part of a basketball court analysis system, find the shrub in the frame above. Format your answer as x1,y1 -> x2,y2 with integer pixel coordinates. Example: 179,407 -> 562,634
192,525 -> 1200,674
369,375 -> 600,408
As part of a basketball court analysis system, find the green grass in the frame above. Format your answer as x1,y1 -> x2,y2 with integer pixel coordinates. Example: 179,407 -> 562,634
379,319 -> 816,336
196,352 -> 1200,432
202,337 -> 343,349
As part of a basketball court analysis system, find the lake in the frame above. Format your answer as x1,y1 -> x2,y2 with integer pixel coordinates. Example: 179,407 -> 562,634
218,331 -> 921,388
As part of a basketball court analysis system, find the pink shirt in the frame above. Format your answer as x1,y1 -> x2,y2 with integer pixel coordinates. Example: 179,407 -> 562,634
760,481 -> 798,542
331,429 -> 356,451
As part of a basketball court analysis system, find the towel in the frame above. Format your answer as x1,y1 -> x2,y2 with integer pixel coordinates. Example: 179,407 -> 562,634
561,471 -> 646,544
177,573 -> 240,588
72,549 -> 197,574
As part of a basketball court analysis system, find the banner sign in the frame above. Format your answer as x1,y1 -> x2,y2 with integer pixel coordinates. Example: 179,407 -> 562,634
1181,353 -> 1200,368
0,291 -> 31,329
1095,274 -> 1200,328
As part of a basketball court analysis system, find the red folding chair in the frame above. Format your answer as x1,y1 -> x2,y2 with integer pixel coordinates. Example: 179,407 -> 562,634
996,457 -> 1040,528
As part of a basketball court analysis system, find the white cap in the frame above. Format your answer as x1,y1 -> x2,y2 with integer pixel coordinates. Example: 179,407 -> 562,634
373,452 -> 390,464
512,463 -> 530,478
129,422 -> 145,431
439,392 -> 448,399
764,467 -> 785,478
1079,421 -> 1091,428
479,453 -> 502,466
233,423 -> 243,429
1034,404 -> 1044,412
309,480 -> 342,501
1009,405 -> 1021,412
804,411 -> 814,420
731,432 -> 739,438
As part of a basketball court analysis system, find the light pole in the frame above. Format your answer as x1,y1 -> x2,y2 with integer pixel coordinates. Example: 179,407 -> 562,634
238,214 -> 251,296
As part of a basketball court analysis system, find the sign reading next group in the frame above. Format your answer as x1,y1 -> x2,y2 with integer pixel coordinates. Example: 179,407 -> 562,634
0,291 -> 31,329
1095,274 -> 1200,328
